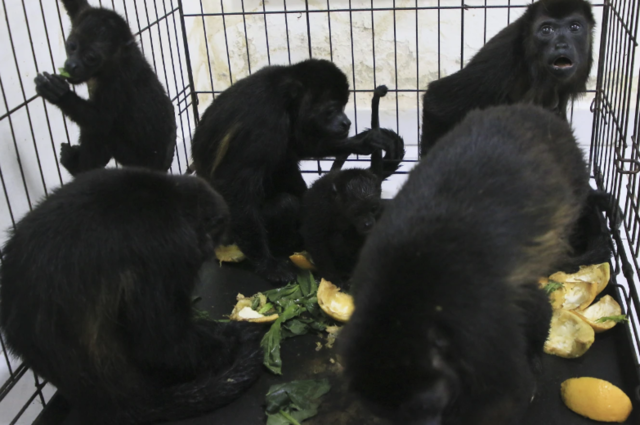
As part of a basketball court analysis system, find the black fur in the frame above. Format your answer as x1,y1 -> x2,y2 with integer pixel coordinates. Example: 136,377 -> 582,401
301,85 -> 405,286
420,0 -> 595,156
342,105 -> 589,425
0,168 -> 263,425
331,85 -> 403,178
34,0 -> 176,175
301,169 -> 383,286
191,59 -> 395,283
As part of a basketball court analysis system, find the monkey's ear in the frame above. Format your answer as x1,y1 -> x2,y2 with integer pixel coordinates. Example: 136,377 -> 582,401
61,0 -> 90,21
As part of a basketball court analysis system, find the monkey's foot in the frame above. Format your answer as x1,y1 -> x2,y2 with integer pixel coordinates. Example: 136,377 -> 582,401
59,143 -> 81,176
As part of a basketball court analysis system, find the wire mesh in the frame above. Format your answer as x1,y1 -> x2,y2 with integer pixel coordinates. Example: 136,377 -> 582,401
0,0 -> 192,422
591,0 -> 640,383
0,0 -> 638,423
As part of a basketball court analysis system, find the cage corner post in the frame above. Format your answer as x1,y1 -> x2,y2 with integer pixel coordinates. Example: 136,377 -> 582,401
177,0 -> 200,126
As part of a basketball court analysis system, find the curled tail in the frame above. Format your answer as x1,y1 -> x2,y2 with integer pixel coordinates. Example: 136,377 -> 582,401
369,85 -> 405,180
138,322 -> 263,424
371,85 -> 388,129
331,85 -> 390,172
370,85 -> 388,177
331,85 -> 405,178
375,129 -> 406,180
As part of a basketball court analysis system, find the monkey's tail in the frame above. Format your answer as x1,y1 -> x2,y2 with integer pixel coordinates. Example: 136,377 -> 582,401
371,85 -> 388,130
331,85 -> 390,172
370,85 -> 404,179
139,323 -> 264,423
376,128 -> 406,180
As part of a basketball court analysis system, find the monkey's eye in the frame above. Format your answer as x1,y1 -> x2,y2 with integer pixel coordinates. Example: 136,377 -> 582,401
570,22 -> 582,32
84,52 -> 98,66
540,25 -> 553,35
67,42 -> 77,52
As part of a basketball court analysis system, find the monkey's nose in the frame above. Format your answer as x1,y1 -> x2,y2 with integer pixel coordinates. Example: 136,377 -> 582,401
341,117 -> 351,131
65,60 -> 80,73
556,41 -> 569,50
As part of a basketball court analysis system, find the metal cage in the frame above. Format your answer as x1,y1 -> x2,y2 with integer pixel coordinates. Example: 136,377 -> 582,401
0,1 -> 639,423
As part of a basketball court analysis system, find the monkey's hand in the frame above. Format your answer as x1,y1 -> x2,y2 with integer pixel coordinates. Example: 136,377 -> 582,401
351,129 -> 397,155
59,143 -> 81,175
35,72 -> 70,104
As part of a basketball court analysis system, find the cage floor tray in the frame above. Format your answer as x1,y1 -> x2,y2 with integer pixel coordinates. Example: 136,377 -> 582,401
39,260 -> 639,425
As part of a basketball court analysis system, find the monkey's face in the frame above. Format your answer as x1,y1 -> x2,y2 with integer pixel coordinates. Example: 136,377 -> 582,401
531,12 -> 592,81
344,199 -> 381,235
62,10 -> 134,84
301,99 -> 351,140
337,175 -> 382,235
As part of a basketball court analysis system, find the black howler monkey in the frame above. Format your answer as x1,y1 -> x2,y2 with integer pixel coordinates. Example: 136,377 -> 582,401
342,105 -> 590,425
35,0 -> 176,175
420,0 -> 595,156
301,85 -> 405,286
0,169 -> 262,425
191,59 -> 396,283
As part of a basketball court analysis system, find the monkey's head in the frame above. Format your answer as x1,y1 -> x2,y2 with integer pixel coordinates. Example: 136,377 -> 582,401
289,59 -> 352,140
63,9 -> 135,84
525,0 -> 595,83
332,169 -> 382,235
341,280 -> 460,424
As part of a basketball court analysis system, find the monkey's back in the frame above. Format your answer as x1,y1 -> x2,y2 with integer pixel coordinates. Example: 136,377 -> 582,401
0,169 -> 214,393
99,57 -> 177,171
344,105 -> 588,418
396,104 -> 588,282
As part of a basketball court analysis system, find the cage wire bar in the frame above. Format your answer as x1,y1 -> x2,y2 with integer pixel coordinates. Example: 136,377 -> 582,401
591,0 -> 640,383
0,0 -> 639,423
0,0 -> 194,422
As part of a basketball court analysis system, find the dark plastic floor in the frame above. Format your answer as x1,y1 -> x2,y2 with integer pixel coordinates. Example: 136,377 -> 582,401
36,260 -> 640,425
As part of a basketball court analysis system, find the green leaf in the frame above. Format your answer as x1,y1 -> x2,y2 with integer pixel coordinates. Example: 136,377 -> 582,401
283,319 -> 310,336
251,296 -> 261,310
260,303 -> 305,374
595,314 -> 629,324
288,407 -> 319,423
278,410 -> 303,425
258,302 -> 274,314
544,280 -> 564,295
259,274 -> 329,374
264,283 -> 304,310
286,379 -> 331,410
265,379 -> 331,419
266,412 -> 296,425
192,308 -> 211,320
57,67 -> 71,78
298,271 -> 317,297
265,384 -> 293,414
